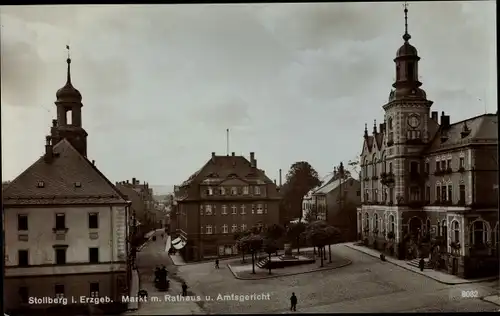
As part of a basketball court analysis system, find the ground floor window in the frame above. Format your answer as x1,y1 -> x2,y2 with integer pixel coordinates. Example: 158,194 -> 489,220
219,245 -> 236,256
470,220 -> 488,246
452,221 -> 460,243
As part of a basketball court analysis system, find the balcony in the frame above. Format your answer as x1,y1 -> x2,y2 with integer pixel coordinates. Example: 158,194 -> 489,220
380,172 -> 395,186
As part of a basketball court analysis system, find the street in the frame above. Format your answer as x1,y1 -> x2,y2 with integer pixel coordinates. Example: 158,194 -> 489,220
127,234 -> 498,314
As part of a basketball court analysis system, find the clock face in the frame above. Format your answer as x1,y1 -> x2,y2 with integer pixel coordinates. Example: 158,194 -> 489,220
408,114 -> 420,128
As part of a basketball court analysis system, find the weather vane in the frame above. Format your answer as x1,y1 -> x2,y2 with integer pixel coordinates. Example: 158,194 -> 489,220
66,44 -> 70,59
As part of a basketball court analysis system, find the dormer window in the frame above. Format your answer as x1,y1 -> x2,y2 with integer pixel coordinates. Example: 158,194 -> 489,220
231,187 -> 238,195
219,187 -> 226,195
37,181 -> 45,188
74,182 -> 82,188
206,187 -> 213,196
254,186 -> 261,195
243,186 -> 249,195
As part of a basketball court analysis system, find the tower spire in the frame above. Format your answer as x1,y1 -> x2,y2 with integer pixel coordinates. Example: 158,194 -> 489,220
66,45 -> 72,85
373,119 -> 377,134
364,123 -> 368,138
403,2 -> 411,42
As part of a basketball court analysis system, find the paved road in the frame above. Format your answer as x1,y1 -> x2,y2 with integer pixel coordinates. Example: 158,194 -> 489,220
124,232 -> 204,315
176,244 -> 499,314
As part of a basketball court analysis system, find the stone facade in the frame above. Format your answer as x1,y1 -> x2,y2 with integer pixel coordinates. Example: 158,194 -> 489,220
357,8 -> 498,279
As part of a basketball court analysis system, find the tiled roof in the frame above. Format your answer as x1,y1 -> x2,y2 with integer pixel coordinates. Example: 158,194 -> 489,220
3,139 -> 128,206
425,114 -> 497,153
116,184 -> 145,216
313,177 -> 351,195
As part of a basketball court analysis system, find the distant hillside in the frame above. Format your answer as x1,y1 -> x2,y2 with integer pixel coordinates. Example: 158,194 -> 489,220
150,185 -> 174,195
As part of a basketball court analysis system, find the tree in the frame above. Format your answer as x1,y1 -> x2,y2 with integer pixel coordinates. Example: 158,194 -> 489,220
325,226 -> 342,263
282,162 -> 322,222
242,234 -> 264,274
287,222 -> 307,255
262,237 -> 279,275
235,230 -> 251,263
305,228 -> 330,267
306,220 -> 329,256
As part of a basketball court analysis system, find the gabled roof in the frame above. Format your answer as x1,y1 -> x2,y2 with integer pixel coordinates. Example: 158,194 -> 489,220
425,113 -> 497,153
3,139 -> 128,206
116,184 -> 145,216
313,177 -> 352,195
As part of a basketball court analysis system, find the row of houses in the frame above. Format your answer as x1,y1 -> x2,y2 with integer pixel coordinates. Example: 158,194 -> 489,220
1,56 -> 161,314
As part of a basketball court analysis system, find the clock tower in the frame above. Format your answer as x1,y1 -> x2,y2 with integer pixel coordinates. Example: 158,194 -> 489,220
382,4 -> 433,205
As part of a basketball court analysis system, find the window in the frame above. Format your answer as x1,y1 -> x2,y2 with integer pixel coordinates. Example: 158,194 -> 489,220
436,186 -> 441,201
240,205 -> 246,215
452,221 -> 460,243
207,187 -> 213,196
426,219 -> 431,234
221,205 -> 227,215
459,157 -> 465,168
231,205 -> 237,214
459,185 -> 466,203
88,213 -> 98,229
200,205 -> 204,216
447,185 -> 453,202
55,214 -> 66,230
365,213 -> 370,230
205,205 -> 212,216
409,187 -> 420,201
222,224 -> 228,234
471,221 -> 487,246
389,162 -> 393,173
437,221 -> 441,236
74,182 -> 82,188
243,186 -> 249,195
410,161 -> 419,174
220,187 -> 226,195
55,248 -> 67,264
231,187 -> 238,195
241,224 -> 247,231
254,186 -> 261,195
442,220 -> 447,238
356,190 -> 361,197
364,189 -> 370,202
373,189 -> 378,202
441,186 -> 446,202
89,248 -> 99,263
18,286 -> 29,303
425,186 -> 430,201
37,181 -> 45,188
440,160 -> 446,170
55,284 -> 65,298
206,225 -> 213,234
90,282 -> 99,298
389,215 -> 395,233
257,204 -> 263,214
374,214 -> 378,230
231,224 -> 237,233
18,215 -> 28,231
424,163 -> 429,174
18,250 -> 29,267
435,161 -> 440,171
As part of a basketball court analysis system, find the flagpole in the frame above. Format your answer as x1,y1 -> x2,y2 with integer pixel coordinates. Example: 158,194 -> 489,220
226,129 -> 230,156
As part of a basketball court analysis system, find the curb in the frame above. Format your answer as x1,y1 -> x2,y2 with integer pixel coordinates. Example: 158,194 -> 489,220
344,244 -> 498,285
168,254 -> 244,267
227,259 -> 352,280
481,295 -> 500,307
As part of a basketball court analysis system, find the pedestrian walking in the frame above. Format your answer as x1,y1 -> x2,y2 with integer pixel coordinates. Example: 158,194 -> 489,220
419,258 -> 425,272
290,292 -> 297,311
181,282 -> 188,296
215,259 -> 219,269
138,289 -> 148,300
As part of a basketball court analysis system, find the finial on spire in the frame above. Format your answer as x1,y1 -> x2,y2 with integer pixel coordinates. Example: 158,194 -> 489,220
373,120 -> 377,134
364,123 -> 368,138
65,45 -> 72,85
402,2 -> 411,42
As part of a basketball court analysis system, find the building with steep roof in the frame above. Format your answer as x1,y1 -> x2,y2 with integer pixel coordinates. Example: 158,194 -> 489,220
2,52 -> 131,314
358,6 -> 498,279
173,152 -> 281,261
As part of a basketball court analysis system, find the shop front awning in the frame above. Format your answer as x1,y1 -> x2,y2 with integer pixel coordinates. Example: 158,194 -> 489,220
172,236 -> 187,250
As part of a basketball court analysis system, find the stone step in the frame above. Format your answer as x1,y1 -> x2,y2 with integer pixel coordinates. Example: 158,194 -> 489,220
257,258 -> 269,268
407,259 -> 433,269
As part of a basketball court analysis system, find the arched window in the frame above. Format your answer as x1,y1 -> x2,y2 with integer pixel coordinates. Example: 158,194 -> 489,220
452,221 -> 460,243
374,214 -> 378,230
388,117 -> 393,130
372,156 -> 377,177
389,215 -> 395,233
470,221 -> 487,246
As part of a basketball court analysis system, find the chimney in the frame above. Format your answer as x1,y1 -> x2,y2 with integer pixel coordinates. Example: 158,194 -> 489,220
132,178 -> 136,185
211,152 -> 216,163
231,152 -> 235,156
274,179 -> 277,185
279,169 -> 282,186
440,111 -> 450,128
250,152 -> 255,167
44,136 -> 53,163
126,180 -> 129,184
92,160 -> 95,165
431,111 -> 438,121
52,119 -> 57,127
379,123 -> 384,134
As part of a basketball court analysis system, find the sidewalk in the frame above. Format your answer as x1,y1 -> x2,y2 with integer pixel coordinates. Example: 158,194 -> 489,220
345,243 -> 498,285
483,295 -> 500,306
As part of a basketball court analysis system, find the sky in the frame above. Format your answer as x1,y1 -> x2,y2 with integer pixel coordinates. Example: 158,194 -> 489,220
1,2 -> 496,193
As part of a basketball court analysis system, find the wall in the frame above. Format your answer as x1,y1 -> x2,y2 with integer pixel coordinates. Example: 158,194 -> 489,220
4,205 -> 127,273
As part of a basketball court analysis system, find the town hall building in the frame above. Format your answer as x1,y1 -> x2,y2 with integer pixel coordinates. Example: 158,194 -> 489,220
357,7 -> 498,279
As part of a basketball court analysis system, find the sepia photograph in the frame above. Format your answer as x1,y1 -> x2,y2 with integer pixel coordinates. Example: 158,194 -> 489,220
1,1 -> 498,315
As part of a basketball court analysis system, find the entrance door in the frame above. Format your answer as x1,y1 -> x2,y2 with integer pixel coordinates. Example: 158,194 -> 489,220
225,246 -> 232,255
452,257 -> 458,275
409,217 -> 422,237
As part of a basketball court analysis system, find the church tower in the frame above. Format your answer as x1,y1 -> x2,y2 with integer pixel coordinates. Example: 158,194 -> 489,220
51,47 -> 88,156
383,4 -> 433,205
